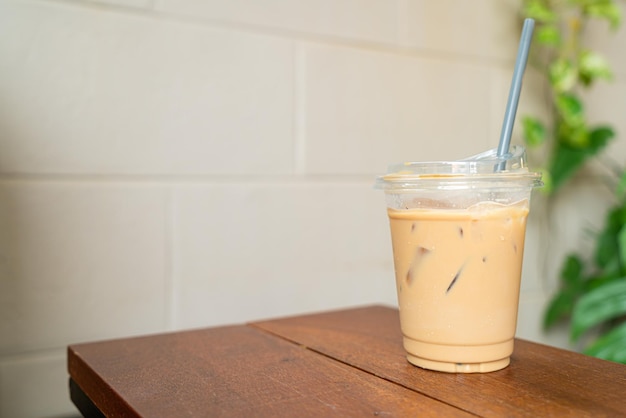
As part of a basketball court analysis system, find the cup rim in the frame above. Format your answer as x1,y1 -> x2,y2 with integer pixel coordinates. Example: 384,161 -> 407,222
375,145 -> 543,190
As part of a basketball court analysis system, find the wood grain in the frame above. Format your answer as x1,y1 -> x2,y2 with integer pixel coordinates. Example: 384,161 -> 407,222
251,305 -> 626,417
68,323 -> 472,417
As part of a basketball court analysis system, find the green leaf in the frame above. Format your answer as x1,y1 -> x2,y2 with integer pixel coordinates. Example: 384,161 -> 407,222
522,116 -> 547,147
538,168 -> 553,194
555,93 -> 584,126
523,0 -> 558,23
550,59 -> 577,92
595,205 -> 626,270
588,126 -> 615,148
571,279 -> 626,341
544,254 -> 587,329
544,290 -> 577,329
584,321 -> 626,363
594,227 -> 619,269
579,50 -> 613,86
560,254 -> 584,286
536,25 -> 561,46
559,123 -> 589,148
548,126 -> 613,191
594,209 -> 621,268
596,257 -> 622,279
585,2 -> 622,29
616,171 -> 626,200
618,225 -> 626,269
549,143 -> 588,191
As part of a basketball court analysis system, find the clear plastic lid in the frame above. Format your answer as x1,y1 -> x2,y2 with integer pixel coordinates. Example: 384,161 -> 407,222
376,145 -> 543,191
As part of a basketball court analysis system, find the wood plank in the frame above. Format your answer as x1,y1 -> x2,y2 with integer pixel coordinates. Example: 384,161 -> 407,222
251,305 -> 626,417
68,324 -> 473,417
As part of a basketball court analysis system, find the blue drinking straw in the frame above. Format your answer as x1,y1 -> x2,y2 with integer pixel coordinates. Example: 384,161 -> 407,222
496,18 -> 535,171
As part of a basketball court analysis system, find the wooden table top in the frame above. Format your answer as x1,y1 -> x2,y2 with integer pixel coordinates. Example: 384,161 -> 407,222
67,305 -> 626,417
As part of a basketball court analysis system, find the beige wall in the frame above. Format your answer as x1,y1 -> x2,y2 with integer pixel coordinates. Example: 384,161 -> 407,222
1,0 -> 625,416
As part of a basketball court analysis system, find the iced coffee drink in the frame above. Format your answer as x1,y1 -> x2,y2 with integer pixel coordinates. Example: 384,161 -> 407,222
377,146 -> 541,373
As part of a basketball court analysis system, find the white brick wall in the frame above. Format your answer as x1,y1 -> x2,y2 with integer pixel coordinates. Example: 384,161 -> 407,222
0,0 -> 624,416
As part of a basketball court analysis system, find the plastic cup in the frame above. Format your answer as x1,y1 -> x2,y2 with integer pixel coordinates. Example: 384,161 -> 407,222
376,146 -> 542,373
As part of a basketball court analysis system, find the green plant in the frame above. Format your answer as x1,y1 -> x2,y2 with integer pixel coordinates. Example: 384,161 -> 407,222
543,176 -> 626,363
521,0 -> 626,363
522,0 -> 620,192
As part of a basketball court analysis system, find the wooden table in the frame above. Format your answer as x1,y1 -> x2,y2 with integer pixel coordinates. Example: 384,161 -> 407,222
67,305 -> 626,417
